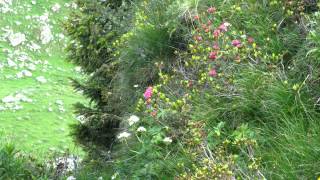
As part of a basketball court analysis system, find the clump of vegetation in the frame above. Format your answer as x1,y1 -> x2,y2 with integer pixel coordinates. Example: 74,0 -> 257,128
62,0 -> 320,179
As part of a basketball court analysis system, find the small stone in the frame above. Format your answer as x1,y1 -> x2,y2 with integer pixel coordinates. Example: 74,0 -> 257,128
8,32 -> 26,46
21,70 -> 32,77
27,64 -> 36,71
40,25 -> 53,44
36,76 -> 47,83
58,106 -> 65,112
55,100 -> 63,105
7,59 -> 16,67
2,95 -> 16,103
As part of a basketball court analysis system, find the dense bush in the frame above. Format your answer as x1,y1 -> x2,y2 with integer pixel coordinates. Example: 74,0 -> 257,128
0,140 -> 51,180
65,0 -> 135,149
65,0 -> 194,150
65,0 -> 320,179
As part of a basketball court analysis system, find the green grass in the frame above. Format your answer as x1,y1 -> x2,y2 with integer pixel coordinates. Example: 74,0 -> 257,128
0,0 -> 85,158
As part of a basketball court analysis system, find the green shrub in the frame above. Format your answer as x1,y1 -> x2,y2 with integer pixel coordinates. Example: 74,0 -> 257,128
65,0 -> 135,149
0,140 -> 51,180
106,2 -> 320,179
66,0 -> 193,150
64,0 -> 320,179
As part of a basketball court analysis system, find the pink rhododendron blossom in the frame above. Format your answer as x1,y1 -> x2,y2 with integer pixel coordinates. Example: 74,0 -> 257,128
207,7 -> 216,14
209,69 -> 217,77
248,37 -> 254,44
196,35 -> 203,41
144,86 -> 153,100
213,43 -> 220,50
151,110 -> 157,117
218,22 -> 231,32
209,51 -> 217,60
213,29 -> 221,38
232,39 -> 242,48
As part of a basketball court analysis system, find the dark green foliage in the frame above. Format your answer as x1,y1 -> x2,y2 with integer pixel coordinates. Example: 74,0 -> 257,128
0,143 -> 40,179
66,0 -> 132,74
66,0 -> 190,150
65,0 -> 134,148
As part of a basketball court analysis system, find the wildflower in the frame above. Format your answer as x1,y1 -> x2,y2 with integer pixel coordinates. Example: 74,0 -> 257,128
209,51 -> 217,60
144,86 -> 153,100
209,69 -> 217,77
207,7 -> 216,14
151,110 -> 157,117
117,132 -> 131,139
232,39 -> 242,48
218,22 -> 231,32
133,84 -> 139,88
128,115 -> 140,126
213,29 -> 221,38
213,43 -> 220,50
248,37 -> 254,44
195,35 -> 203,41
163,137 -> 173,144
111,172 -> 119,180
194,15 -> 200,20
137,126 -> 147,132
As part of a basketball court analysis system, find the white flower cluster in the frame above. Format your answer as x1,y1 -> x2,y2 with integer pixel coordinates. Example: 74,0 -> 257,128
117,132 -> 131,140
137,126 -> 146,132
128,115 -> 140,126
163,137 -> 172,144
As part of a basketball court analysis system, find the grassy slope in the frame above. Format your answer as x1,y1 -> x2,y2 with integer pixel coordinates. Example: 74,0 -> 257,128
0,0 -> 84,158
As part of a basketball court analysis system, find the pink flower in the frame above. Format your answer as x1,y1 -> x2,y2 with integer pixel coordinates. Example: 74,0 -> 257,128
247,37 -> 254,44
213,42 -> 220,50
232,39 -> 242,48
207,7 -> 216,14
144,86 -> 153,100
195,35 -> 202,41
151,110 -> 157,117
213,29 -> 221,38
194,15 -> 200,20
218,22 -> 231,32
209,51 -> 217,60
209,69 -> 217,77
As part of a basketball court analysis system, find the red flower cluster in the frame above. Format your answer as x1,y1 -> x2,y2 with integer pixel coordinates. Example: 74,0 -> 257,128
232,39 -> 242,48
209,51 -> 217,60
207,7 -> 216,14
209,69 -> 217,77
